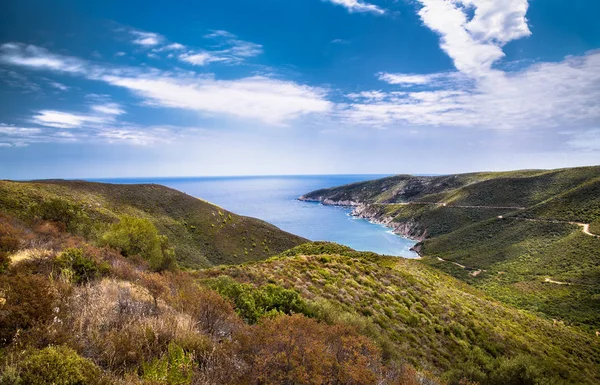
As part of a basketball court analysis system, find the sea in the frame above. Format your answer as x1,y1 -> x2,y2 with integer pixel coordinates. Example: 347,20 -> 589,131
91,175 -> 418,258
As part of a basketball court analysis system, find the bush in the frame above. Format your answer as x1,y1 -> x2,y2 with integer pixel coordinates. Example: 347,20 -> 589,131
19,345 -> 101,385
56,248 -> 110,285
100,216 -> 177,272
237,314 -> 382,384
207,276 -> 311,324
0,274 -> 55,346
31,198 -> 90,235
141,343 -> 194,385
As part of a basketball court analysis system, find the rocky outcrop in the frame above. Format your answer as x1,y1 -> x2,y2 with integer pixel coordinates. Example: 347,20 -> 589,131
351,204 -> 427,241
300,196 -> 427,241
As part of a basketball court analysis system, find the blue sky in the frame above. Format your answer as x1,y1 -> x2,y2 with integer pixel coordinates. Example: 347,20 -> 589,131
1,0 -> 599,178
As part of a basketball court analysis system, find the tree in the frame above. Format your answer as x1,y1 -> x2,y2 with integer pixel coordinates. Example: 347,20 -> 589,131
100,216 -> 177,272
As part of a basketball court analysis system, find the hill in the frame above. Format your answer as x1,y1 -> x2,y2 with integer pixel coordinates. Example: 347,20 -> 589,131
0,180 -> 306,268
200,242 -> 600,384
300,166 -> 600,329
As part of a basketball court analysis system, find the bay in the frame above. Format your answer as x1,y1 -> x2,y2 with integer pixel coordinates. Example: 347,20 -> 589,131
91,175 -> 418,258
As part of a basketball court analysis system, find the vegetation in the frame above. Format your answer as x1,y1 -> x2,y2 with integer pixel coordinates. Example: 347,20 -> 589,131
0,180 -> 305,268
2,176 -> 600,384
201,242 -> 600,384
302,166 -> 600,329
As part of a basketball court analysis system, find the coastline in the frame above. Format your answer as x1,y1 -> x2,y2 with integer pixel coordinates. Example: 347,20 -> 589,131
298,196 -> 424,258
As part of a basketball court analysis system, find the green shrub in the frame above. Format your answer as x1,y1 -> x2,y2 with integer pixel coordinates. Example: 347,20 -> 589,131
0,364 -> 21,385
141,343 -> 194,385
207,276 -> 311,324
56,248 -> 110,284
590,220 -> 600,235
100,216 -> 177,272
31,198 -> 90,235
489,354 -> 557,385
19,345 -> 101,385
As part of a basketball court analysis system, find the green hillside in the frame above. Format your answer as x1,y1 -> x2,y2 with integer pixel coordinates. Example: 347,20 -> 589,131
301,166 -> 600,329
201,242 -> 600,384
0,180 -> 305,268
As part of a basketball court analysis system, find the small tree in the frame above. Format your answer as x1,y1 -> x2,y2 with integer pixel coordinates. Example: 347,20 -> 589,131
100,216 -> 177,272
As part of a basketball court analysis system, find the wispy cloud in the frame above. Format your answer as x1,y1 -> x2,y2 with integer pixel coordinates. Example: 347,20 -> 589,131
130,30 -> 164,46
344,51 -> 600,130
0,43 -> 330,125
32,110 -> 111,129
90,103 -> 125,116
177,30 -> 263,66
324,0 -> 385,15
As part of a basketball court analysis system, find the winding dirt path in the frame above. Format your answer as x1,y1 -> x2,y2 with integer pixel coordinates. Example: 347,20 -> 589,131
510,217 -> 599,238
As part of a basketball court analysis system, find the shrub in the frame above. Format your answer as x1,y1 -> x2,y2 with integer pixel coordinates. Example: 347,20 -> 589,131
56,248 -> 110,285
0,274 -> 55,346
207,276 -> 311,324
30,198 -> 90,235
172,281 -> 241,338
19,345 -> 101,385
141,343 -> 194,385
100,216 -> 177,272
238,314 -> 381,384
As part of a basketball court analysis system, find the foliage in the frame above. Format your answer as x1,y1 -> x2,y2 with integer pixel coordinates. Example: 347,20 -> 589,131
201,248 -> 600,383
237,314 -> 381,385
206,275 -> 312,323
0,274 -> 55,346
141,343 -> 194,385
56,248 -> 110,284
17,345 -> 101,385
100,216 -> 177,272
30,198 -> 91,235
590,220 -> 600,235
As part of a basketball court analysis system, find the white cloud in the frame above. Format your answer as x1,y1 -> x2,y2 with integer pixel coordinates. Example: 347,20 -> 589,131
346,91 -> 388,101
130,30 -> 163,46
0,124 -> 42,136
163,43 -> 185,51
416,0 -> 530,76
345,51 -> 600,130
179,52 -> 227,66
46,80 -> 69,91
0,43 -> 85,74
31,110 -> 109,129
325,0 -> 385,15
91,103 -> 125,116
101,74 -> 331,124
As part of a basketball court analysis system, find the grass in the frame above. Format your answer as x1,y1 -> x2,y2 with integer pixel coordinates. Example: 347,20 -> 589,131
0,180 -> 306,268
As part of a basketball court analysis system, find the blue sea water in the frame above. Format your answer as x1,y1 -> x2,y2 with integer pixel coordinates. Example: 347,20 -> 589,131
91,175 -> 418,258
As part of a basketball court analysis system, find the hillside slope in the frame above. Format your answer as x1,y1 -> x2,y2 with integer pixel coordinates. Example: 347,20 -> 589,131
0,180 -> 305,268
300,166 -> 600,329
201,242 -> 600,384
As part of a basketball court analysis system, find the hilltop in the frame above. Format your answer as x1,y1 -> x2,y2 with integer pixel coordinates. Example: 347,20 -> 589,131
300,166 -> 600,329
0,180 -> 306,268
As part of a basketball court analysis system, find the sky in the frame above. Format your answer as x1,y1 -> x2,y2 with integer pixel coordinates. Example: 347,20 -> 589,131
0,0 -> 599,179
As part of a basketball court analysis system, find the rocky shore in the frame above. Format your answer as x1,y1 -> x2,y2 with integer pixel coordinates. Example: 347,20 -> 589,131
298,196 -> 428,251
